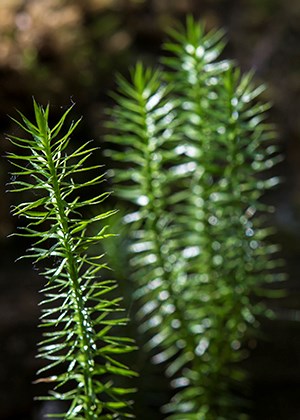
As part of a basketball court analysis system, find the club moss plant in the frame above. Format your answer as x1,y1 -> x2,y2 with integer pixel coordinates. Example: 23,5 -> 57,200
7,16 -> 284,420
106,16 -> 284,420
8,102 -> 136,419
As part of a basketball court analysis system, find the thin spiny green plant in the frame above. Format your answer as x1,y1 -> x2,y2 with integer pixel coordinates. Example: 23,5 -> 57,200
161,17 -> 285,418
106,17 -> 285,420
7,101 -> 136,419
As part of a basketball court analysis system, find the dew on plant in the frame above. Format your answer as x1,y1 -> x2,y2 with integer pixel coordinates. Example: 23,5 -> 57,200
208,215 -> 218,225
171,319 -> 181,329
136,195 -> 149,206
159,290 -> 169,301
149,315 -> 162,327
213,255 -> 223,266
162,303 -> 175,314
195,338 -> 209,356
185,44 -> 195,55
245,227 -> 254,237
183,246 -> 200,258
250,240 -> 259,249
171,377 -> 190,388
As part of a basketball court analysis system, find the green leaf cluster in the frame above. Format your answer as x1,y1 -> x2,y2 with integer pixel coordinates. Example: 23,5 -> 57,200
106,16 -> 284,419
8,101 -> 136,419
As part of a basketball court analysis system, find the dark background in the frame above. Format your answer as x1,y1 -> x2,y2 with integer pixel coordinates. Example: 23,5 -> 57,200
1,0 -> 300,419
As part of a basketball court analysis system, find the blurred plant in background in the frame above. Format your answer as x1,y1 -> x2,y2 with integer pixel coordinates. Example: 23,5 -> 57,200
106,17 -> 285,419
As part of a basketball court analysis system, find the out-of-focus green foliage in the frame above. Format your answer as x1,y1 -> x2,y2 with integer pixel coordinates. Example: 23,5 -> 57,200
8,101 -> 136,419
107,17 -> 284,419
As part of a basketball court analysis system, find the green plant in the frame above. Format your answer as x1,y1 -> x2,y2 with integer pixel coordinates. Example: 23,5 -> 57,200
106,17 -> 284,419
8,102 -> 136,419
6,17 -> 284,420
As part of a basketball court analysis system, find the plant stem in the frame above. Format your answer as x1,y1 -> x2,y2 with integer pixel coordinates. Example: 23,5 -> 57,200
43,130 -> 98,419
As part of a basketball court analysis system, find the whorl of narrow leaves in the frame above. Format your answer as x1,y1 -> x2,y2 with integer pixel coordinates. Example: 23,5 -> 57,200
8,102 -> 136,420
107,17 -> 285,420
